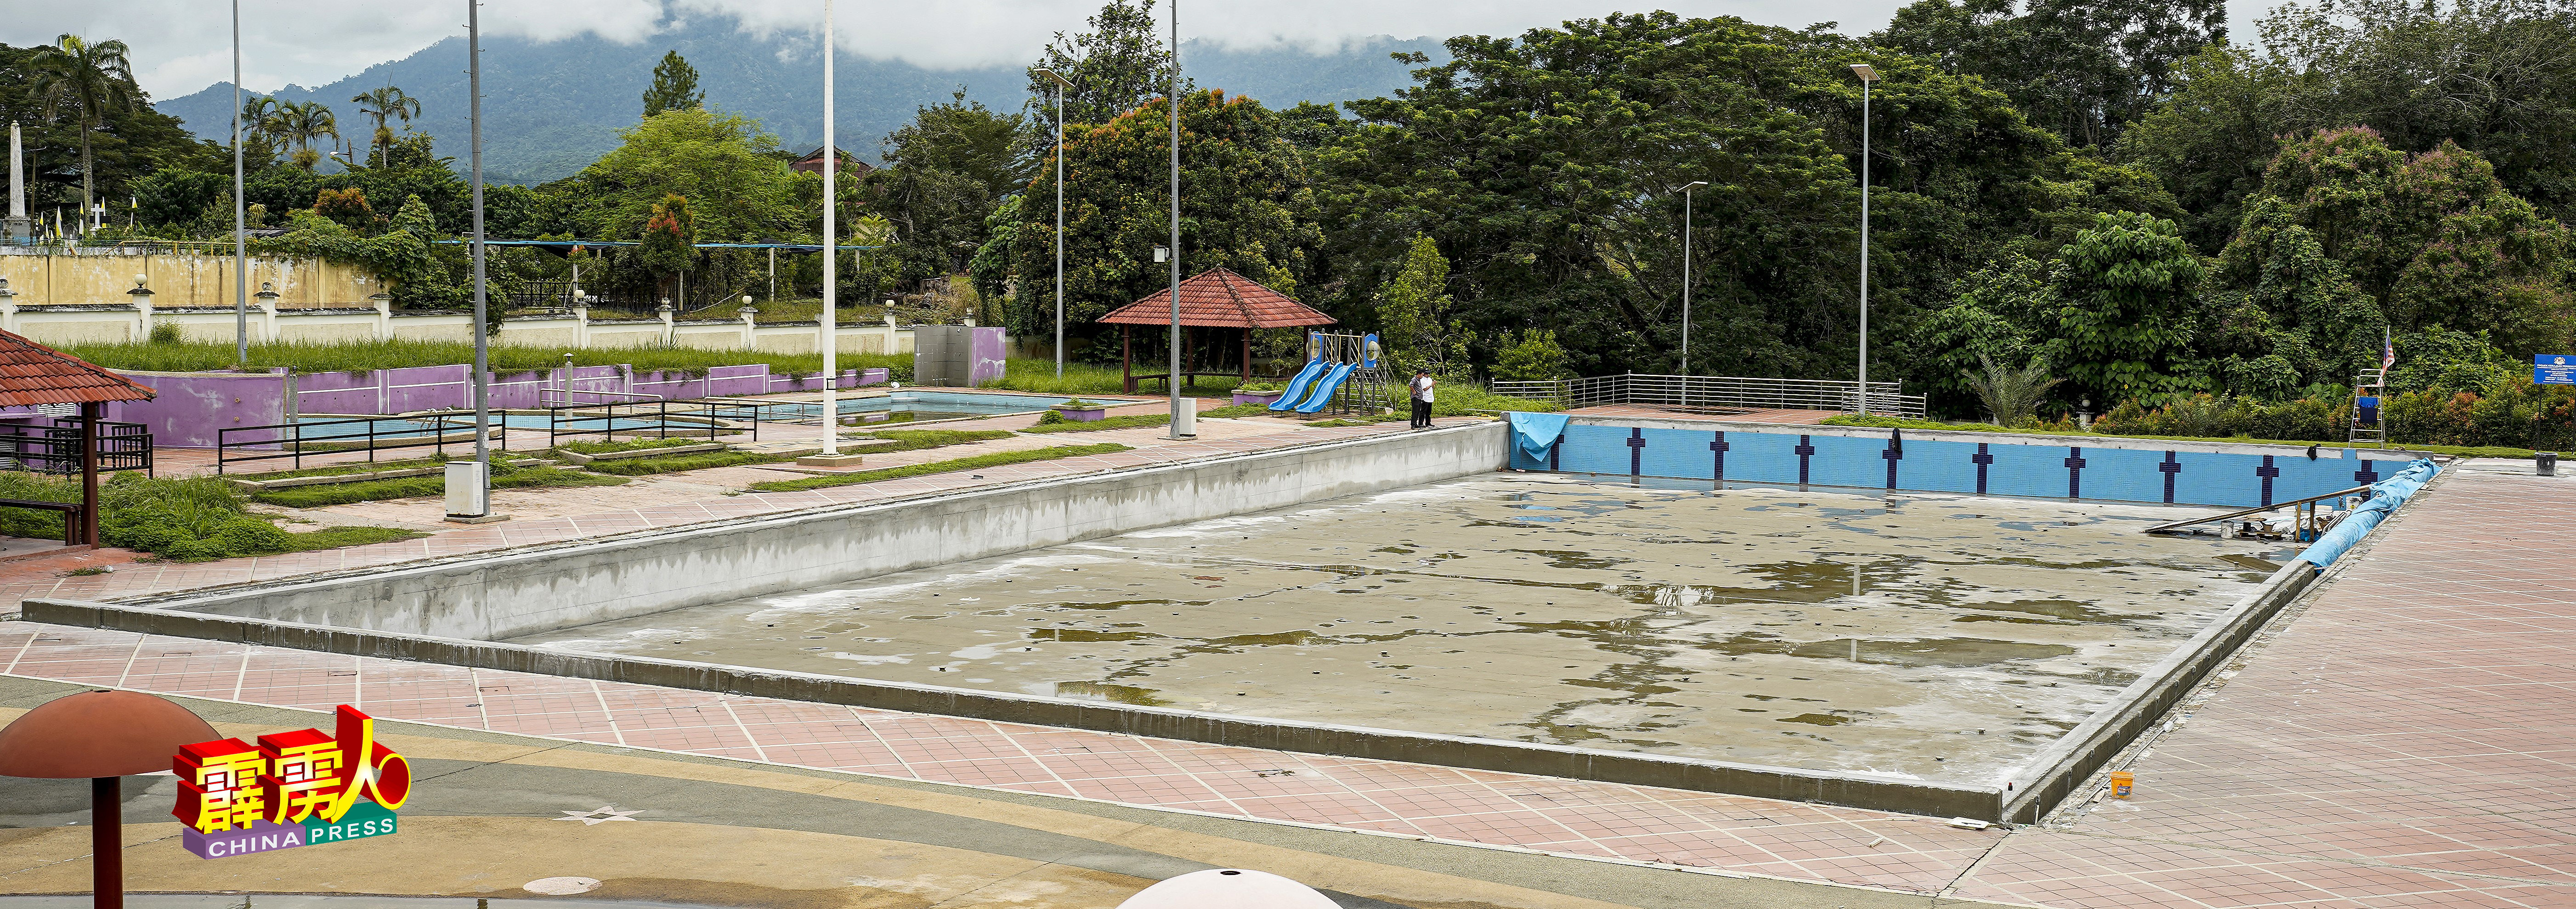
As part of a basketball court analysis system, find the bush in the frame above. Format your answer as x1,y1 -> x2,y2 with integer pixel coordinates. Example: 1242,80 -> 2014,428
1490,329 -> 1574,382
2384,378 -> 2576,450
1034,408 -> 1067,425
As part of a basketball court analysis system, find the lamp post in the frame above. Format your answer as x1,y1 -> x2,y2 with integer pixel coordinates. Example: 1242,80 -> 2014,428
231,0 -> 246,367
1848,62 -> 1878,415
1677,181 -> 1707,376
1035,67 -> 1071,380
818,0 -> 840,459
1164,0 -> 1191,439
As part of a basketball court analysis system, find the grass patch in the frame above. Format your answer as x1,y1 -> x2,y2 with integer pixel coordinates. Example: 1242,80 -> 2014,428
232,455 -> 450,481
1437,387 -> 1563,415
278,525 -> 430,552
1198,403 -> 1277,418
1817,414 -> 2535,457
554,438 -> 710,456
848,429 -> 1015,452
584,451 -> 787,475
58,339 -> 870,378
1021,414 -> 1172,433
252,462 -> 627,508
746,443 -> 1131,492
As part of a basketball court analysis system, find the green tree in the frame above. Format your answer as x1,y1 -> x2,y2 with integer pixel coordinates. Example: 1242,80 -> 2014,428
1375,235 -> 1471,378
572,107 -> 798,243
1028,0 -> 1184,126
1006,90 -> 1322,355
2111,45 -> 2294,250
2211,128 -> 2574,367
1878,0 -> 2226,148
1491,329 -> 1575,381
1965,350 -> 2066,424
2047,211 -> 2205,403
641,51 -> 704,119
0,42 -> 196,214
637,193 -> 696,303
267,100 -> 339,171
27,34 -> 137,215
860,90 -> 1030,286
350,85 -> 420,168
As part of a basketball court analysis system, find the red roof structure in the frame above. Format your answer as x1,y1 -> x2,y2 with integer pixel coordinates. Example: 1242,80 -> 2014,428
1098,268 -> 1336,328
0,330 -> 155,407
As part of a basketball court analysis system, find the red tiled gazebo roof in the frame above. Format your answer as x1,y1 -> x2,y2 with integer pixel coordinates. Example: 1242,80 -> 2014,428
1098,267 -> 1336,329
0,330 -> 156,407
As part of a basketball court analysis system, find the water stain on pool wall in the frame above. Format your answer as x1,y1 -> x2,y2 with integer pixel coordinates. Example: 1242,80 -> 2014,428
511,474 -> 2279,784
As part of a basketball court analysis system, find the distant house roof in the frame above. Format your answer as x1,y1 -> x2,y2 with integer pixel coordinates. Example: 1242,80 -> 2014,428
1098,268 -> 1336,329
0,330 -> 156,407
791,147 -> 873,176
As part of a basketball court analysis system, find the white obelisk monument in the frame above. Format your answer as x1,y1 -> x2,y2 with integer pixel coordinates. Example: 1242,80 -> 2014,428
7,121 -> 28,243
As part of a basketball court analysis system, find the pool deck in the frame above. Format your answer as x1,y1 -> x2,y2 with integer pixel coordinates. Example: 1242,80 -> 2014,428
2,418 -> 2571,905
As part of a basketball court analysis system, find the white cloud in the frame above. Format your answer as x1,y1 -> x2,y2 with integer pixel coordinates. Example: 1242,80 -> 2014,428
7,0 -> 2282,98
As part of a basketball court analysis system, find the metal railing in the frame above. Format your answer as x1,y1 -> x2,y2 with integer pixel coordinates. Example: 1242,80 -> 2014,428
1490,373 -> 1926,420
0,418 -> 153,476
543,397 -> 757,447
216,415 -> 499,475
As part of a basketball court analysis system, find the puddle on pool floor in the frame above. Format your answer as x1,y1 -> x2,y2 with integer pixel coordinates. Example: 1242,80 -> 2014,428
510,474 -> 2281,783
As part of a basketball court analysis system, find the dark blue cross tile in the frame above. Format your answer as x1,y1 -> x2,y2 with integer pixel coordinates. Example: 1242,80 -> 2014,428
2160,451 -> 2182,503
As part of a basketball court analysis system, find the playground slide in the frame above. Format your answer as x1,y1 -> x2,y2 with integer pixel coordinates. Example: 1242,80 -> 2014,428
1269,358 -> 1328,412
1292,363 -> 1356,413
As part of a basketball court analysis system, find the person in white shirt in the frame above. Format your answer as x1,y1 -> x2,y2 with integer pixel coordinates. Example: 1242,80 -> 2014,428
1410,370 -> 1435,428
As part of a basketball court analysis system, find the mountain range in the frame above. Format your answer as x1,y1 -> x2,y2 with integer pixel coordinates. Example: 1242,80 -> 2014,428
157,30 -> 1446,185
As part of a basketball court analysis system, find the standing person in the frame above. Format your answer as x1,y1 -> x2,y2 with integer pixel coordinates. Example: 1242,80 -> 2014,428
1410,369 -> 1435,429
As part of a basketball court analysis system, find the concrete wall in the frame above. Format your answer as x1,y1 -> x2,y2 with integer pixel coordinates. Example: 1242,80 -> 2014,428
1,296 -> 932,356
0,250 -> 379,308
120,423 -> 1515,642
1527,417 -> 2422,509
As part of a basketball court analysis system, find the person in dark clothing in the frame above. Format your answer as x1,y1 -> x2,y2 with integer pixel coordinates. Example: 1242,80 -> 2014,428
1409,370 -> 1434,428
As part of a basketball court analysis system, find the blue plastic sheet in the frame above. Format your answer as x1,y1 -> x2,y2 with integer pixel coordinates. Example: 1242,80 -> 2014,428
2295,457 -> 2440,567
1506,412 -> 1571,465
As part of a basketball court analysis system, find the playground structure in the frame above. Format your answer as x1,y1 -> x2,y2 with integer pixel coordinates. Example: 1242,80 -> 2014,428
1269,332 -> 1394,416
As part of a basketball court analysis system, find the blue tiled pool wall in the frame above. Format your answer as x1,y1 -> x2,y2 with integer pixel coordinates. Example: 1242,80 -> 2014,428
1515,423 -> 2404,508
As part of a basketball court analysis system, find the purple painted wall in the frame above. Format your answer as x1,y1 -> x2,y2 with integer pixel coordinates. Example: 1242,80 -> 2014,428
108,370 -> 292,448
60,361 -> 895,447
969,327 -> 1008,387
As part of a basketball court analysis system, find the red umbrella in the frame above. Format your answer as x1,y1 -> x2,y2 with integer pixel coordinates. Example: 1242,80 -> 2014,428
0,689 -> 221,909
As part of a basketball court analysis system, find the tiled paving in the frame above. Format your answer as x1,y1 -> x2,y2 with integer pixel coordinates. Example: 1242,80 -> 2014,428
0,625 -> 2007,895
1950,463 -> 2576,908
7,405 -> 2571,906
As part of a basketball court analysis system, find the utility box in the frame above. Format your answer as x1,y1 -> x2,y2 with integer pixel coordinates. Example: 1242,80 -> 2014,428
912,324 -> 1008,388
444,460 -> 488,518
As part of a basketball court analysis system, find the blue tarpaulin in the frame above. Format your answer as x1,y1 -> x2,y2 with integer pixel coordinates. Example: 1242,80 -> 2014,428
2295,457 -> 2440,567
1506,412 -> 1571,464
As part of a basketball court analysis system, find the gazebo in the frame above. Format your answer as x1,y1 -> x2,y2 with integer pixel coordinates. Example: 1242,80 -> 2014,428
1100,267 -> 1336,394
0,330 -> 156,547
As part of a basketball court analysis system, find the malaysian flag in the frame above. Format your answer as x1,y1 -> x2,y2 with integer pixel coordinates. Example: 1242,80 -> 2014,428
2381,328 -> 2396,371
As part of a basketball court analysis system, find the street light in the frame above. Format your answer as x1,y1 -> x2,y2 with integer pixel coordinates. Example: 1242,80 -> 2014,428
1164,0 -> 1191,439
231,0 -> 246,367
1677,180 -> 1707,377
1848,62 -> 1878,415
1035,67 -> 1072,380
818,0 -> 842,460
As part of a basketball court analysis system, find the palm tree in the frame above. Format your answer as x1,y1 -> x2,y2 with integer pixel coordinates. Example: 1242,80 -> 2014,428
1965,351 -> 2066,427
241,94 -> 279,143
27,34 -> 136,218
351,85 -> 420,168
268,101 -> 340,171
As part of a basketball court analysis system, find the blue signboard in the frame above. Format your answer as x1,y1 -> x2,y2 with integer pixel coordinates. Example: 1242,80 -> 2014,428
2539,354 -> 2576,385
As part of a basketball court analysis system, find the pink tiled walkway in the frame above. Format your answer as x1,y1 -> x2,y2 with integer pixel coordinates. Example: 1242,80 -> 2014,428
0,625 -> 2005,895
1952,464 -> 2576,908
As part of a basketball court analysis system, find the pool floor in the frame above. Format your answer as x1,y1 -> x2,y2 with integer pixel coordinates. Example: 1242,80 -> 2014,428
510,474 -> 2290,784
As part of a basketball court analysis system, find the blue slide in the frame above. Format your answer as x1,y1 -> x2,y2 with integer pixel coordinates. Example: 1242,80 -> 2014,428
1268,358 -> 1328,412
1292,363 -> 1355,413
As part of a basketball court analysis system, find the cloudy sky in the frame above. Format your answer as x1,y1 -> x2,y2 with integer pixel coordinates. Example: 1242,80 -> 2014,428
9,0 -> 2274,99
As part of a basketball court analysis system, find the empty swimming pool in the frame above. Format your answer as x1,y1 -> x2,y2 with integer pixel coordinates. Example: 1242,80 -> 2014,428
511,472 -> 2290,784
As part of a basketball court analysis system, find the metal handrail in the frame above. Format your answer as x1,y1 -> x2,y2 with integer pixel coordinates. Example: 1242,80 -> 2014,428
2142,485 -> 2373,535
215,414 -> 502,475
1489,373 -> 1928,419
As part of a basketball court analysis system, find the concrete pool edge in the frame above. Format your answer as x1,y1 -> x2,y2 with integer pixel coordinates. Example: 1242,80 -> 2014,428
19,596 -> 2009,819
105,423 -> 1514,641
